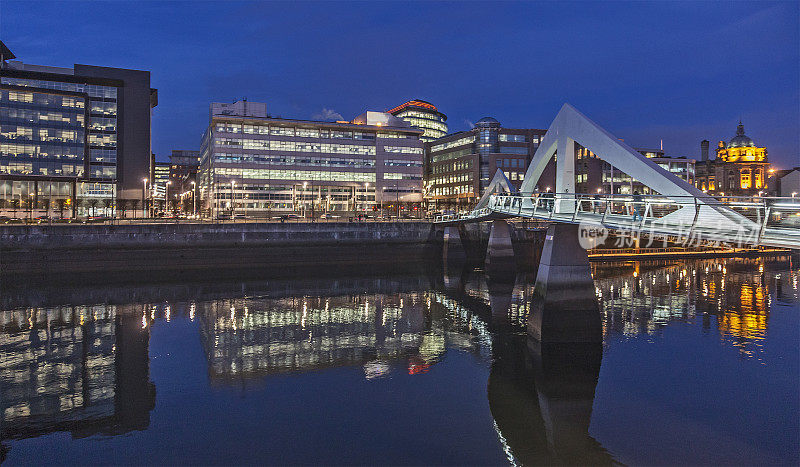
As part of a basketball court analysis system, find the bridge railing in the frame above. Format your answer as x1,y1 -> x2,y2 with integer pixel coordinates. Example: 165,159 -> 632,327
484,192 -> 800,247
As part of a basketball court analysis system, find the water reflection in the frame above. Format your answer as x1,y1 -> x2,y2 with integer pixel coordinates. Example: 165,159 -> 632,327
0,306 -> 154,443
593,256 -> 797,359
0,256 -> 797,464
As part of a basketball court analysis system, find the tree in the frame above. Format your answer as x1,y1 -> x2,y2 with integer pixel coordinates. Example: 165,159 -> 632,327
118,198 -> 128,218
41,198 -> 51,217
56,199 -> 67,219
130,199 -> 140,218
87,199 -> 100,218
10,199 -> 19,219
102,198 -> 113,218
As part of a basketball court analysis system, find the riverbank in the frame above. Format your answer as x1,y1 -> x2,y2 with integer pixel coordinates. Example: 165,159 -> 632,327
0,222 -> 439,280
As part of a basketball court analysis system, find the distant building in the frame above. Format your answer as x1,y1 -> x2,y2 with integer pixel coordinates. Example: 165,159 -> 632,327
0,40 -> 157,217
575,146 -> 695,195
424,117 -> 546,210
773,167 -> 800,198
198,101 -> 424,218
151,161 -> 171,209
695,121 -> 771,197
388,99 -> 447,142
169,149 -> 200,191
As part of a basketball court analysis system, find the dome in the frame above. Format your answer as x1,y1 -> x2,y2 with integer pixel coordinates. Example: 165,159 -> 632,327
475,116 -> 500,128
727,121 -> 755,148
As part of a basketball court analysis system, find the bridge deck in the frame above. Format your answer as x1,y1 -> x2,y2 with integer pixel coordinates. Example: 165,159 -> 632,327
435,194 -> 800,250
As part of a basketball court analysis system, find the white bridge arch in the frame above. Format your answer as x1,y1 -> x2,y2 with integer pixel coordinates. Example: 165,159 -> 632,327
439,104 -> 800,250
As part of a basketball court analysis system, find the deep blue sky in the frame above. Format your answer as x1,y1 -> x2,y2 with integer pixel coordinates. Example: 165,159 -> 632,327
2,1 -> 798,167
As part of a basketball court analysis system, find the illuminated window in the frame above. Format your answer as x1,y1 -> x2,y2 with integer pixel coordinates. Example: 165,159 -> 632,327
740,168 -> 751,189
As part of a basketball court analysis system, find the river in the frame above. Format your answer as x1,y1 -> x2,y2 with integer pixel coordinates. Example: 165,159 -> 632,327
1,256 -> 797,465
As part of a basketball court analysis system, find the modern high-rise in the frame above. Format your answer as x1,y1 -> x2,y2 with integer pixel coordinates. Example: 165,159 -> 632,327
424,117 -> 546,210
388,99 -> 447,142
0,41 -> 157,218
198,101 -> 424,218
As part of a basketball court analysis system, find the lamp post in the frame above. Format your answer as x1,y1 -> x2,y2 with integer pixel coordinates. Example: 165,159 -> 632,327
191,181 -> 197,216
230,180 -> 236,218
165,181 -> 172,216
364,182 -> 369,215
28,192 -> 34,222
142,178 -> 148,219
302,181 -> 308,219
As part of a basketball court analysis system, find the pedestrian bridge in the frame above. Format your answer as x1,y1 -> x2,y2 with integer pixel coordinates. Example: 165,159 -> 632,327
435,104 -> 800,250
434,104 -> 799,346
437,192 -> 800,250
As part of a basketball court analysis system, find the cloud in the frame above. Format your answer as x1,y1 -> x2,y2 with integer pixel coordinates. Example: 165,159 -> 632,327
464,119 -> 474,129
312,108 -> 344,121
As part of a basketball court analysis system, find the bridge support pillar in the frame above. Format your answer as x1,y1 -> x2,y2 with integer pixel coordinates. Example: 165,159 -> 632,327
528,223 -> 601,344
485,220 -> 515,281
442,226 -> 466,263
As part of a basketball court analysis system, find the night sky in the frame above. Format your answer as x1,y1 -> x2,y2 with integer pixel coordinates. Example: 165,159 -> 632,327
2,1 -> 798,168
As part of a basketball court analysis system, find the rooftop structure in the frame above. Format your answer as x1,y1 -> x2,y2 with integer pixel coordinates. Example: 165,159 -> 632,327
388,99 -> 447,142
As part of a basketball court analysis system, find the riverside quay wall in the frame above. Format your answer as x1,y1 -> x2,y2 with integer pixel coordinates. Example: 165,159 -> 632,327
0,221 -> 547,283
0,222 -> 438,280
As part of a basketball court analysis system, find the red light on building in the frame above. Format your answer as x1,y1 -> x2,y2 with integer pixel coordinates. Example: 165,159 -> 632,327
387,99 -> 439,115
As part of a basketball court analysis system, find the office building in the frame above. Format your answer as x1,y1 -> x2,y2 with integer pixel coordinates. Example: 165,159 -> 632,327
424,117 -> 546,210
0,40 -> 157,218
575,145 -> 695,195
198,101 -> 424,218
151,161 -> 170,209
694,121 -> 771,197
169,149 -> 200,191
388,99 -> 447,142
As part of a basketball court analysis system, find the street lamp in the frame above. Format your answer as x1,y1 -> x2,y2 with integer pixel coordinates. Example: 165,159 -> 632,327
230,180 -> 236,217
191,181 -> 197,216
364,182 -> 369,214
302,181 -> 308,218
142,178 -> 148,219
165,181 -> 172,215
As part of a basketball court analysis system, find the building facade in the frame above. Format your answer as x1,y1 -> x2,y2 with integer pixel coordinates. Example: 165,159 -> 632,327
695,122 -> 770,197
0,41 -> 157,218
575,145 -> 695,195
198,101 -> 424,218
424,117 -> 546,211
388,99 -> 447,142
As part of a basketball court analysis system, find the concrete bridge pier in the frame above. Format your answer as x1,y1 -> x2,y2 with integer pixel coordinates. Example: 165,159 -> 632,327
442,225 -> 467,264
485,220 -> 516,281
527,223 -> 601,344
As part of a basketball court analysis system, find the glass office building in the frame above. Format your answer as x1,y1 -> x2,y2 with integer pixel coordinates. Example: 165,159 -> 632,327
424,117 -> 546,211
198,102 -> 424,218
0,41 -> 156,218
388,100 -> 447,142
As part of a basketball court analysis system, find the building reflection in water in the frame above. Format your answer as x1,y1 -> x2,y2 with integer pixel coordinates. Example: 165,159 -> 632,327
0,304 -> 155,449
592,256 -> 797,359
196,292 -> 493,383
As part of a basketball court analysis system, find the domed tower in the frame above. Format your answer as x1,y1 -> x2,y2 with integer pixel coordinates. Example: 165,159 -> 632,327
708,121 -> 770,196
716,121 -> 767,162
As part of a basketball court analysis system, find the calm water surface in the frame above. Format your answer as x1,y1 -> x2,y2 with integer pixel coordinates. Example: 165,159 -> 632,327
1,256 -> 798,465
